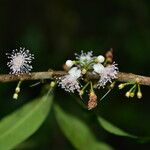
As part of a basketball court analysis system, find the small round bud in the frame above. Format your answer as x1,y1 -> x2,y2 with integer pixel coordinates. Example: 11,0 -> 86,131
13,93 -> 18,100
137,92 -> 142,99
110,82 -> 115,89
125,91 -> 130,98
82,69 -> 87,75
97,55 -> 105,63
65,60 -> 73,68
15,87 -> 20,93
106,57 -> 113,63
79,90 -> 84,96
50,81 -> 56,88
118,84 -> 125,89
130,92 -> 135,97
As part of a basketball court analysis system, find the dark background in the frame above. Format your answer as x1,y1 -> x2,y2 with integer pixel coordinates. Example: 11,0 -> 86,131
0,0 -> 150,149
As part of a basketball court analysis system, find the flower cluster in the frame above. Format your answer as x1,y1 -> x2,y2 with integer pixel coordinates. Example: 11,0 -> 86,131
57,51 -> 119,109
58,51 -> 118,92
118,79 -> 142,99
3,48 -> 144,108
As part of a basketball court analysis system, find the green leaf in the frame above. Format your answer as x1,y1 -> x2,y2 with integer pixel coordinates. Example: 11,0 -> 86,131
98,116 -> 137,139
0,94 -> 53,150
54,105 -> 114,150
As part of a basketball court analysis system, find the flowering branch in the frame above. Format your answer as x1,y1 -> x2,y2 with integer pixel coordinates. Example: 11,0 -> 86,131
3,48 -> 149,109
0,71 -> 150,86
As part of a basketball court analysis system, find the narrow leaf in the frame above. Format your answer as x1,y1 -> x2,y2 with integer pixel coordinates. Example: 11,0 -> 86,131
0,94 -> 53,150
98,116 -> 137,138
55,105 -> 113,150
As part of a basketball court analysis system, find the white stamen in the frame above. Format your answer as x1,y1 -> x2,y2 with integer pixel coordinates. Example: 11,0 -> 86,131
75,51 -> 93,65
6,47 -> 34,75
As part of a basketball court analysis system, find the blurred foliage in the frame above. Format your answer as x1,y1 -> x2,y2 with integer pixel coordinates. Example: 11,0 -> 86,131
0,94 -> 53,150
54,104 -> 113,150
0,0 -> 150,149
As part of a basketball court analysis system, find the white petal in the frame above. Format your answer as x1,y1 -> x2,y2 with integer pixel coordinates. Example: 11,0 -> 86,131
93,63 -> 105,74
68,67 -> 81,78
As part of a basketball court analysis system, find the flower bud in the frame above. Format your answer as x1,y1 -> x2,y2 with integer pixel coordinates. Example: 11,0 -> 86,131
13,93 -> 18,100
105,50 -> 113,63
81,69 -> 87,75
110,82 -> 115,89
79,90 -> 84,99
118,84 -> 125,89
65,60 -> 73,68
15,87 -> 20,93
137,92 -> 142,99
50,81 -> 56,88
96,55 -> 105,63
125,91 -> 130,98
130,92 -> 135,97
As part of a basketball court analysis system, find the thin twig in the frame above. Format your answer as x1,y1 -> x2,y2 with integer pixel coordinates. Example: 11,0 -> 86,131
0,71 -> 150,86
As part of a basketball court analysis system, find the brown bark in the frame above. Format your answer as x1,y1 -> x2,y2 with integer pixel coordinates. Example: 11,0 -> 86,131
0,71 -> 150,86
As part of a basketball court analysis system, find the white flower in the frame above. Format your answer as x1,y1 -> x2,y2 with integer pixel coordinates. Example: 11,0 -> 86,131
96,55 -> 105,63
58,67 -> 82,93
93,63 -> 118,88
6,47 -> 34,75
65,60 -> 73,68
75,51 -> 93,65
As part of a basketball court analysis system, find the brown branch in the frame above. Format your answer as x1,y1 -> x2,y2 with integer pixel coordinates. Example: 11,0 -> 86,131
0,71 -> 150,86
117,72 -> 150,86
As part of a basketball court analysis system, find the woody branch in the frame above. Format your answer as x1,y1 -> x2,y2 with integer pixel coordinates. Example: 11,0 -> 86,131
0,71 -> 150,86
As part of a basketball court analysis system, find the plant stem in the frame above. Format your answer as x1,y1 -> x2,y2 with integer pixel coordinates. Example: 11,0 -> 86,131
0,71 -> 150,86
